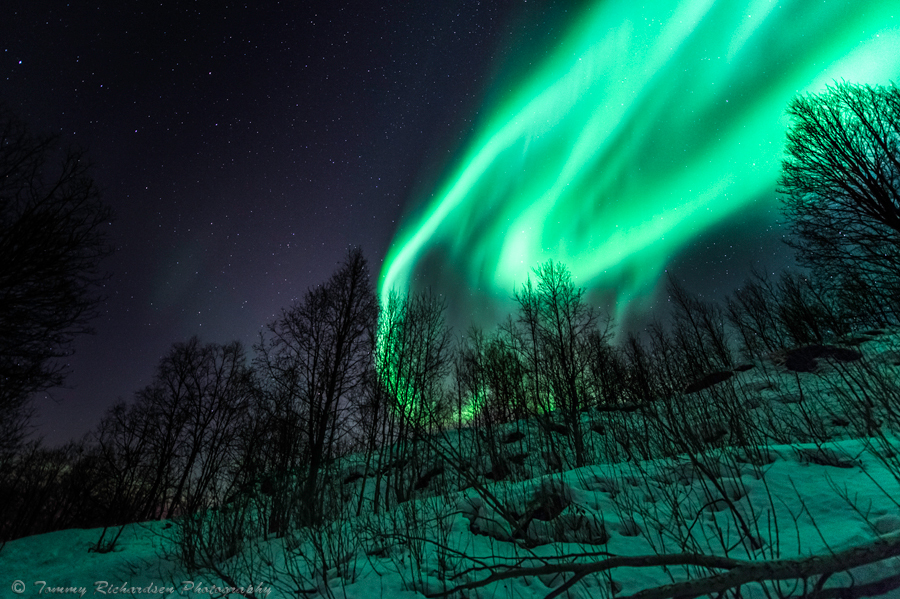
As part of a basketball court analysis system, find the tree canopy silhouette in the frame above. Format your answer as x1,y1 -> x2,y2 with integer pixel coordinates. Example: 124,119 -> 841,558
780,81 -> 900,305
0,108 -> 113,451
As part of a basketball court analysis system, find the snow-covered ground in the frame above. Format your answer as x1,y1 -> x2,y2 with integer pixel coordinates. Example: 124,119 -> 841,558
4,331 -> 900,598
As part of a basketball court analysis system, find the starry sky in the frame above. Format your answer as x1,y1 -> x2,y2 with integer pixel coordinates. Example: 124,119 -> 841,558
3,1 -> 899,446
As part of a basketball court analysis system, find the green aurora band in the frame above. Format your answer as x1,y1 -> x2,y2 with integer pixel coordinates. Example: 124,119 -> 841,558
379,0 -> 900,325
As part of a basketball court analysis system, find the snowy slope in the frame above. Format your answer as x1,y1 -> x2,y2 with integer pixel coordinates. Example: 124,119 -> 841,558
3,331 -> 900,598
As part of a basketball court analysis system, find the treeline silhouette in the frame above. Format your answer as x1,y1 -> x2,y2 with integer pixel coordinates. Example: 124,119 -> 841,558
1,244 -> 894,548
2,80 -> 899,574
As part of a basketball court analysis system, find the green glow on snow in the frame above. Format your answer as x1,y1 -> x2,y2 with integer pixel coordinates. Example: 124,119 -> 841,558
380,0 -> 900,324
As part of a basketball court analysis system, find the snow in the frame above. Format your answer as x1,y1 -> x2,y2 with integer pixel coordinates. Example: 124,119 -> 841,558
3,332 -> 900,598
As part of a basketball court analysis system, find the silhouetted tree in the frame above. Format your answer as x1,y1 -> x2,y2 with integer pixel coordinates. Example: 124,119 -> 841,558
456,328 -> 511,483
726,269 -> 851,358
0,108 -> 113,453
97,337 -> 253,522
666,277 -> 733,380
91,400 -> 154,535
781,81 -> 900,315
459,324 -> 530,426
515,261 -> 604,467
370,289 -> 452,508
255,248 -> 377,528
725,270 -> 784,357
0,438 -> 100,543
585,329 -> 628,406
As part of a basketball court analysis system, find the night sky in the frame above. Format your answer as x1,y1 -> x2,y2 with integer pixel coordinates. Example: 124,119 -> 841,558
4,1 -> 899,446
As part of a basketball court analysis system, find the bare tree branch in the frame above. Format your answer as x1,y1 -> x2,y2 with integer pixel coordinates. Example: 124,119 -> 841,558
425,531 -> 900,599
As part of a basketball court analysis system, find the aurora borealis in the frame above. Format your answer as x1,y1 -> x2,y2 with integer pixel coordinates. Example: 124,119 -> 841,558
5,1 -> 900,444
380,0 -> 900,326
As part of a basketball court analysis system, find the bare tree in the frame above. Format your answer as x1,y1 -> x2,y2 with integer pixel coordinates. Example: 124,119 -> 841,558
458,325 -> 531,426
725,270 -> 785,357
2,435 -> 128,548
161,338 -> 252,517
91,400 -> 155,548
515,261 -> 604,467
665,276 -> 733,380
0,108 -> 113,453
255,247 -> 377,528
96,337 -> 253,523
780,81 -> 900,313
726,269 -> 854,359
370,289 -> 453,508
